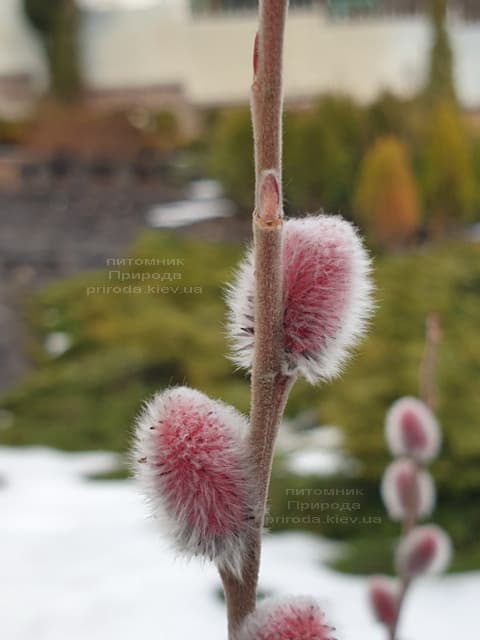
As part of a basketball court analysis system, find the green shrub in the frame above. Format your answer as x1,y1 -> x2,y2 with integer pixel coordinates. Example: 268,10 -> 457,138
0,232 -> 249,451
2,234 -> 479,571
354,136 -> 420,249
320,241 -> 480,496
418,101 -> 476,232
209,108 -> 254,212
284,95 -> 366,216
208,97 -> 366,217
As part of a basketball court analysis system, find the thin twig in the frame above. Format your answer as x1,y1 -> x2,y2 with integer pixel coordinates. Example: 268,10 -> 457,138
220,2 -> 290,638
419,312 -> 441,412
388,312 -> 441,640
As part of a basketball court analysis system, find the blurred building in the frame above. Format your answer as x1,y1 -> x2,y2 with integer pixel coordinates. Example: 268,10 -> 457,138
0,0 -> 480,120
193,0 -> 480,20
0,0 -> 47,118
80,0 -> 480,112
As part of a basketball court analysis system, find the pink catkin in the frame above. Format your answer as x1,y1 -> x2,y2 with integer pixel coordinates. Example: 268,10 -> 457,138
381,458 -> 435,521
396,525 -> 452,577
385,397 -> 441,462
238,597 -> 336,640
131,386 -> 257,576
226,215 -> 373,384
368,576 -> 400,628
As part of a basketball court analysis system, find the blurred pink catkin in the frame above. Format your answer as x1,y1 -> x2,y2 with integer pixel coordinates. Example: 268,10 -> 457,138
381,458 -> 435,521
367,575 -> 400,628
385,397 -> 441,462
396,524 -> 452,577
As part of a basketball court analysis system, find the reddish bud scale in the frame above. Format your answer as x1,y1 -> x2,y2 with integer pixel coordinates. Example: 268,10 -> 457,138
253,32 -> 259,77
258,170 -> 281,226
386,397 -> 441,462
226,215 -> 373,384
367,576 -> 400,628
396,525 -> 452,577
131,387 -> 257,577
238,597 -> 336,640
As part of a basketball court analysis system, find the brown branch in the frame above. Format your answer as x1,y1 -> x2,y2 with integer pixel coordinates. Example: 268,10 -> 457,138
419,312 -> 441,411
249,0 -> 289,522
220,2 -> 290,638
251,0 -> 287,192
388,504 -> 415,640
220,375 -> 294,636
387,578 -> 411,640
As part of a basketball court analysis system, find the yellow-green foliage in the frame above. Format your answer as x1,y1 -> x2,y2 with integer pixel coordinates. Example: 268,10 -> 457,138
354,136 -> 420,248
2,234 -> 480,569
146,110 -> 182,150
321,241 -> 480,494
419,101 -> 476,231
284,95 -> 366,216
209,109 -> 254,212
208,96 -> 366,217
2,235 -> 480,499
0,233 -> 249,451
207,96 -> 479,244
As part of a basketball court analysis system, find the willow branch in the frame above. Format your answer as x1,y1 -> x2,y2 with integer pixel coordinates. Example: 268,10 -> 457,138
419,312 -> 441,411
389,312 -> 441,640
251,0 -> 287,190
250,0 -> 289,527
220,2 -> 290,638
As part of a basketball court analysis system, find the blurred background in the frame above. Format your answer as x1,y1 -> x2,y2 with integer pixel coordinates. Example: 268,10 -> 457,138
0,1 -> 479,638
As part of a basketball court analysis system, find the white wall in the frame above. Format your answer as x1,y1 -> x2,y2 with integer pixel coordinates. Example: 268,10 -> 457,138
0,0 -> 47,118
82,8 -> 480,108
1,1 -> 480,118
0,0 -> 46,81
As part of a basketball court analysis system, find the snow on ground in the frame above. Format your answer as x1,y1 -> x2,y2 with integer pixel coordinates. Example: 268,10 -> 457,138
0,447 -> 477,639
276,423 -> 362,477
146,199 -> 233,229
146,179 -> 233,229
286,448 -> 348,476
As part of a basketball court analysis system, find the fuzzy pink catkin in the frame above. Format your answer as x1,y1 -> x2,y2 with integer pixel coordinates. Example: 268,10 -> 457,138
381,458 -> 435,521
226,214 -> 373,384
385,397 -> 441,462
396,524 -> 452,577
131,386 -> 257,577
237,596 -> 336,640
367,575 -> 400,628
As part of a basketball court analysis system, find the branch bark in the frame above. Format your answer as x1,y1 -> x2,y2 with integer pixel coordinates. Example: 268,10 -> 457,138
220,2 -> 290,638
419,312 -> 441,412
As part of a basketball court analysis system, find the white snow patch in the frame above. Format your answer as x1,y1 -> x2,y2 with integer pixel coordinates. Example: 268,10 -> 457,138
146,199 -> 233,228
146,181 -> 233,229
277,424 -> 361,476
44,332 -> 72,357
287,449 -> 347,476
0,446 -> 477,639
